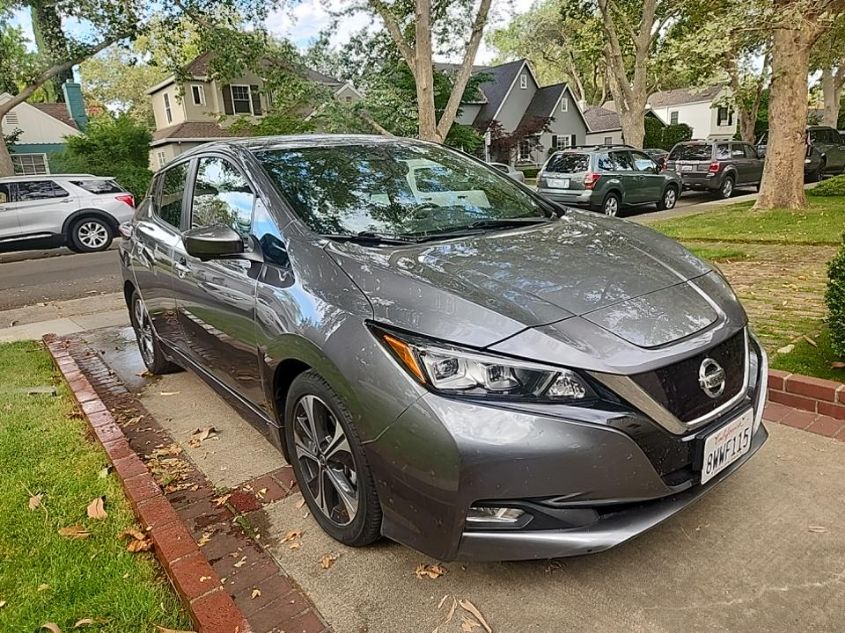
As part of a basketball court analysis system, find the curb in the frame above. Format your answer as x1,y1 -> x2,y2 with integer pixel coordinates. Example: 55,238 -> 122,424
43,334 -> 253,633
766,370 -> 845,440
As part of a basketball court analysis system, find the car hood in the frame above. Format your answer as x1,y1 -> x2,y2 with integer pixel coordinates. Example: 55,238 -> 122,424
325,211 -> 715,348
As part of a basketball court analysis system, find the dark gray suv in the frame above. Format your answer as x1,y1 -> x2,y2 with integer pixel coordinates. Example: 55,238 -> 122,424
121,135 -> 768,561
536,145 -> 682,216
666,140 -> 764,199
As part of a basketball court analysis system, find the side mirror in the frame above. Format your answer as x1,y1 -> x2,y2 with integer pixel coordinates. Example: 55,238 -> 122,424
184,225 -> 244,261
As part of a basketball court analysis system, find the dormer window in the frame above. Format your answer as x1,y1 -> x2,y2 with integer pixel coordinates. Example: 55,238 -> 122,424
191,84 -> 205,106
519,74 -> 528,90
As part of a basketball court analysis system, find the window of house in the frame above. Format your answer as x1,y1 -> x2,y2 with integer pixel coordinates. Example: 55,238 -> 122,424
4,111 -> 18,126
670,111 -> 679,125
157,151 -> 167,168
560,136 -> 572,148
191,84 -> 205,106
191,157 -> 255,234
560,97 -> 568,112
518,137 -> 537,161
519,74 -> 528,90
604,136 -> 613,145
156,162 -> 189,229
163,93 -> 172,124
11,154 -> 49,175
717,106 -> 733,126
16,180 -> 69,201
231,85 -> 253,114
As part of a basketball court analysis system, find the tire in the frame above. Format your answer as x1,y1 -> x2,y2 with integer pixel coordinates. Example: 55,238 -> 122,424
129,290 -> 180,375
599,192 -> 621,217
69,216 -> 113,253
284,371 -> 382,547
656,185 -> 678,211
717,175 -> 734,199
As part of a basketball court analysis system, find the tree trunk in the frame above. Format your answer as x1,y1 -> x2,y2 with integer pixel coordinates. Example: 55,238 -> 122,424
619,105 -> 645,148
0,141 -> 14,177
754,27 -> 812,211
738,106 -> 758,144
414,0 -> 438,140
821,66 -> 844,128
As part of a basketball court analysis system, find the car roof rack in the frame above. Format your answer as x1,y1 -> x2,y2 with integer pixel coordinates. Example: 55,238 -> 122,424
0,173 -> 101,180
560,144 -> 635,150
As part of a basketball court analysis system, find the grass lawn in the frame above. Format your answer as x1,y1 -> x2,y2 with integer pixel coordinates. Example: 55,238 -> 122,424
649,195 -> 845,383
0,341 -> 191,632
652,197 -> 845,245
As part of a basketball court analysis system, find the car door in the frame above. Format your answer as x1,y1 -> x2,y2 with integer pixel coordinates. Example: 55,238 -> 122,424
607,151 -> 639,204
13,180 -> 75,237
0,182 -> 20,240
728,143 -> 750,185
171,154 -> 264,405
742,144 -> 764,183
629,150 -> 664,203
132,162 -> 191,346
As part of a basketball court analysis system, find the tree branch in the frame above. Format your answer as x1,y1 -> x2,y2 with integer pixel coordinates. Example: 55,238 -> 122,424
367,0 -> 417,76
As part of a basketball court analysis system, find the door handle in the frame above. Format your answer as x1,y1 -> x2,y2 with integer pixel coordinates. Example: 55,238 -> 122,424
174,258 -> 191,279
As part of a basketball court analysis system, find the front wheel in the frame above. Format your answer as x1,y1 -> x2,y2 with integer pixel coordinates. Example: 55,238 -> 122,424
657,186 -> 678,211
69,217 -> 113,253
129,290 -> 179,375
284,371 -> 382,547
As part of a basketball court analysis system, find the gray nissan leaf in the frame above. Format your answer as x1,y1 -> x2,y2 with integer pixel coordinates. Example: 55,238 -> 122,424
120,135 -> 768,561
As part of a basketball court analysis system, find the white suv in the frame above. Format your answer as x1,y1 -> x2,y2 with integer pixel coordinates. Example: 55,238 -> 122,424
0,174 -> 135,252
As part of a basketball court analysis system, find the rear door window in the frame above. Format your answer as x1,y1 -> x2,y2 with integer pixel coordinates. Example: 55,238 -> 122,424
15,180 -> 69,201
730,144 -> 745,159
70,179 -> 124,194
608,151 -> 635,171
669,144 -> 712,161
545,153 -> 589,173
156,162 -> 190,229
716,144 -> 730,160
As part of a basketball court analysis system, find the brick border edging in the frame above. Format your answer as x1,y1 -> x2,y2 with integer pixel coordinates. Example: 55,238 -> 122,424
43,334 -> 252,633
768,369 -> 845,420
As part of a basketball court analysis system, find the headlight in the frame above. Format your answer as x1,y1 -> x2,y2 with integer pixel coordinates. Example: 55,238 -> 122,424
371,325 -> 596,403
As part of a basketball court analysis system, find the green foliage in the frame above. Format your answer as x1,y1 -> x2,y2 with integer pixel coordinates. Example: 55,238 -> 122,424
53,115 -> 152,198
520,167 -> 541,178
661,123 -> 693,150
809,174 -> 845,197
826,232 -> 845,358
3,128 -> 22,151
643,116 -> 664,148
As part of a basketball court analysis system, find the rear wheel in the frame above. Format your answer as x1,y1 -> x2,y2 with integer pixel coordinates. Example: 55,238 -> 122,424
600,192 -> 621,217
284,371 -> 381,547
129,290 -> 179,375
657,186 -> 678,211
69,216 -> 113,252
717,175 -> 734,199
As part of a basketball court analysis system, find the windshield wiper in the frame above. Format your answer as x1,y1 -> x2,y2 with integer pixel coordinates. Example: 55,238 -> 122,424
321,231 -> 417,246
409,216 -> 552,242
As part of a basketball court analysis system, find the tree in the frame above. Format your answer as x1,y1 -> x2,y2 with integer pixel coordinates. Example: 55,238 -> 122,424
812,16 -> 845,127
754,0 -> 845,211
0,12 -> 35,95
362,0 -> 493,142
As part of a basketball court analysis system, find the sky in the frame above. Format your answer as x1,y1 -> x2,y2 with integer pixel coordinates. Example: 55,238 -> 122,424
10,0 -> 536,65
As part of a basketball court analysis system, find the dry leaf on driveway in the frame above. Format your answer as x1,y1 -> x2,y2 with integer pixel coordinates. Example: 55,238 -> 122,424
415,563 -> 447,579
808,525 -> 828,533
119,528 -> 153,552
460,616 -> 481,632
459,600 -> 492,633
41,624 -> 62,633
213,493 -> 232,507
155,627 -> 198,633
86,496 -> 107,520
58,525 -> 90,540
251,588 -> 261,599
159,391 -> 180,396
319,553 -> 339,569
233,555 -> 248,568
28,493 -> 44,511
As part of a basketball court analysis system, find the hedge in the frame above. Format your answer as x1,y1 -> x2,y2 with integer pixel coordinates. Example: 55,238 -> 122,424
808,174 -> 845,197
826,231 -> 845,358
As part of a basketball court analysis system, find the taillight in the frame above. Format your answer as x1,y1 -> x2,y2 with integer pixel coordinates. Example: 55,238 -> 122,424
116,194 -> 135,208
708,161 -> 720,174
583,172 -> 602,189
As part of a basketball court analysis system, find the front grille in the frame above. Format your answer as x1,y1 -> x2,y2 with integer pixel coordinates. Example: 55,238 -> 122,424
630,331 -> 747,424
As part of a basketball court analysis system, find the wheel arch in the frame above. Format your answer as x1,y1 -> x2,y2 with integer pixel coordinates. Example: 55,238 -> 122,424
61,208 -> 119,238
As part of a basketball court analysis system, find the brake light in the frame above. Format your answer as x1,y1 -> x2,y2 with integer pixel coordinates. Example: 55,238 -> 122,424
116,194 -> 135,208
583,172 -> 602,189
708,161 -> 720,174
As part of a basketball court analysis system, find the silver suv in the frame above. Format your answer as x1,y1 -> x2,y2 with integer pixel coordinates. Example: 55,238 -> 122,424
0,174 -> 135,252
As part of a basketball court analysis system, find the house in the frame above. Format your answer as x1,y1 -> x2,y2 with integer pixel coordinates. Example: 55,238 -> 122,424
445,59 -> 589,165
644,85 -> 735,139
0,82 -> 88,175
583,105 -> 666,146
147,52 -> 363,169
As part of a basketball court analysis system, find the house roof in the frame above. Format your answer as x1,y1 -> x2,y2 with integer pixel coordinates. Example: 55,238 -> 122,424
583,105 -> 621,132
472,59 -> 529,129
517,83 -> 567,130
31,103 -> 78,129
648,85 -> 724,108
151,121 -> 238,145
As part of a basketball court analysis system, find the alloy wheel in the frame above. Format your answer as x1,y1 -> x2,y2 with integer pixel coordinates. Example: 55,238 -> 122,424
721,178 -> 733,198
664,188 -> 677,209
77,221 -> 109,250
603,196 -> 619,216
132,297 -> 155,367
292,394 -> 359,526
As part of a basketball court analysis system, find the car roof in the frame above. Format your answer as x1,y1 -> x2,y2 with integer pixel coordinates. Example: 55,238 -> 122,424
0,174 -> 107,183
173,134 -> 420,160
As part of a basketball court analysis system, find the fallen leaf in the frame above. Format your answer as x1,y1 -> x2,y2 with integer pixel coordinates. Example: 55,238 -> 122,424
58,525 -> 90,540
0,600 -> 5,608
319,553 -> 339,569
808,525 -> 828,533
776,344 -> 795,355
437,594 -> 449,609
831,361 -> 845,369
191,426 -> 218,442
461,617 -> 481,632
155,628 -> 198,633
459,600 -> 492,633
28,493 -> 44,511
41,624 -> 61,633
251,588 -> 261,599
119,528 -> 152,552
415,563 -> 447,579
803,335 -> 817,347
73,619 -> 95,628
282,530 -> 302,543
159,391 -> 180,396
197,530 -> 214,547
233,555 -> 248,568
98,466 -> 111,478
295,496 -> 306,509
446,598 -> 457,623
86,496 -> 108,520
213,494 -> 231,507
37,583 -> 50,592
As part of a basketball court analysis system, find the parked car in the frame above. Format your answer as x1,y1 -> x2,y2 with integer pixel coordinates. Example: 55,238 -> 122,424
666,140 -> 763,198
644,147 -> 669,168
535,145 -> 682,216
488,162 -> 526,183
0,174 -> 135,252
122,135 -> 768,561
757,126 -> 845,181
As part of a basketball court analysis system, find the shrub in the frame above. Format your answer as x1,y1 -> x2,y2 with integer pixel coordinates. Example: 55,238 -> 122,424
661,123 -> 693,150
519,167 -> 540,179
643,116 -> 664,148
826,231 -> 845,358
808,174 -> 845,197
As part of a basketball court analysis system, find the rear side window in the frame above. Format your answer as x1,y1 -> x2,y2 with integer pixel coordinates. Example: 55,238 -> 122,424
70,179 -> 124,194
545,153 -> 589,173
716,144 -> 730,160
598,151 -> 635,172
669,144 -> 712,161
16,180 -> 69,201
157,163 -> 189,229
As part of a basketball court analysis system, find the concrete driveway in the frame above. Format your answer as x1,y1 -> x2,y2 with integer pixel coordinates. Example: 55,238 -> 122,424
86,325 -> 845,633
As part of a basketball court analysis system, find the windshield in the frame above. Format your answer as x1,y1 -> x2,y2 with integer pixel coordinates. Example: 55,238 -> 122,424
255,141 -> 548,239
545,153 -> 590,173
669,144 -> 712,161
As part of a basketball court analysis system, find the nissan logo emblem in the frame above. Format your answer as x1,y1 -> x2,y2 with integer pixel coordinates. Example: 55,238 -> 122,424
699,358 -> 726,399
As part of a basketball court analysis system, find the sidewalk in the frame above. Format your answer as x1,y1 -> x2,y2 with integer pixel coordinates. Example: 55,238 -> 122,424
0,292 -> 127,342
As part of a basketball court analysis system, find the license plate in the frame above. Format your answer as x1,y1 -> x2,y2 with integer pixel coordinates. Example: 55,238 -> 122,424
547,178 -> 570,189
681,165 -> 693,171
700,409 -> 754,484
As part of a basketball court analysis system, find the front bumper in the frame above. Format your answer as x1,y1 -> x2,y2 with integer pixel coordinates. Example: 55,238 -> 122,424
366,334 -> 768,561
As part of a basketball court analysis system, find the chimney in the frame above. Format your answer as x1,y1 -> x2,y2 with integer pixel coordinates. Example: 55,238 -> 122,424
62,81 -> 89,131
